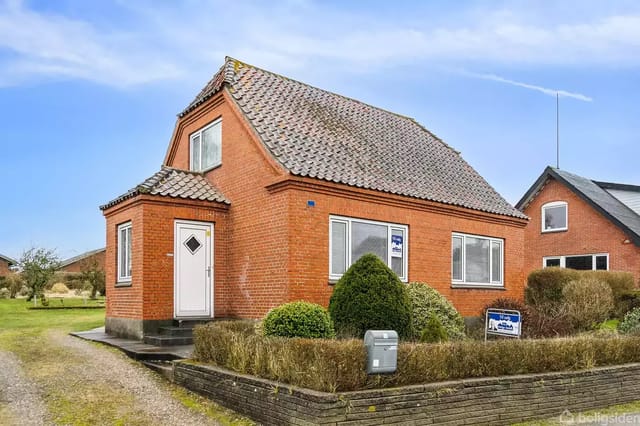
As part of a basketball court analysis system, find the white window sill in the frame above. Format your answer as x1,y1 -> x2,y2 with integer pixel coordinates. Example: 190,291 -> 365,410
115,280 -> 132,288
451,283 -> 505,290
541,228 -> 567,233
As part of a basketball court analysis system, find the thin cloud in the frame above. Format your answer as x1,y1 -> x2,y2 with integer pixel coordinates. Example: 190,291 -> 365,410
458,70 -> 593,102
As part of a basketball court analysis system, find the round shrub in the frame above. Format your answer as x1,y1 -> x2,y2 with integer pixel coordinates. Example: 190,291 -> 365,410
619,307 -> 640,335
329,253 -> 411,338
50,282 -> 70,294
262,301 -> 335,339
525,268 -> 580,315
407,282 -> 465,340
563,277 -> 613,331
420,314 -> 448,343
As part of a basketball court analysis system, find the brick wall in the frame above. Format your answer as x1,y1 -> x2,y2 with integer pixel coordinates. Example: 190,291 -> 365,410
522,178 -> 640,284
0,259 -> 11,277
60,251 -> 105,273
104,196 -> 228,321
285,182 -> 526,316
175,361 -> 640,425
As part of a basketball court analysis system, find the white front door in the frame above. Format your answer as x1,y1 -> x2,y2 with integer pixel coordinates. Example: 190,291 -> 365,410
174,220 -> 213,318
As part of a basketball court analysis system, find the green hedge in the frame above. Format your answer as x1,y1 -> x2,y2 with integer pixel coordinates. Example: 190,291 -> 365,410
407,282 -> 465,340
262,301 -> 335,339
194,321 -> 640,392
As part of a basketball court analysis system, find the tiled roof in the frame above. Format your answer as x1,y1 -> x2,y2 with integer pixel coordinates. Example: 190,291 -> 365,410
516,167 -> 640,246
180,57 -> 526,219
100,167 -> 230,210
60,248 -> 105,268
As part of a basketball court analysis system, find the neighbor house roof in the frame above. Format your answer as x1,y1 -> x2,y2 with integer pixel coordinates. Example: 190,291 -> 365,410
60,248 -> 105,268
178,57 -> 526,219
101,166 -> 230,210
0,254 -> 16,266
516,167 -> 640,246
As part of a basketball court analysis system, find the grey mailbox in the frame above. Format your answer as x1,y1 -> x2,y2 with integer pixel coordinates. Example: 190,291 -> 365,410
364,330 -> 398,374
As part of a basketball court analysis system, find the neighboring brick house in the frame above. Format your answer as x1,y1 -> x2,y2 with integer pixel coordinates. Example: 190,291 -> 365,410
101,57 -> 528,339
60,248 -> 106,273
517,166 -> 640,283
0,254 -> 16,277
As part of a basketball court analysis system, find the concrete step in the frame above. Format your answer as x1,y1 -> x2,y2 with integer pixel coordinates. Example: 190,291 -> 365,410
172,319 -> 211,329
158,326 -> 194,337
143,334 -> 193,347
142,360 -> 174,382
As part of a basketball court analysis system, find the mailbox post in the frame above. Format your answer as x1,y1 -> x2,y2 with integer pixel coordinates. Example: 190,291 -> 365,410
364,330 -> 398,374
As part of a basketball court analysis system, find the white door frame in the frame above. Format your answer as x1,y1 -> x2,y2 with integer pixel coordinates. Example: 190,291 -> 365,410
174,220 -> 214,318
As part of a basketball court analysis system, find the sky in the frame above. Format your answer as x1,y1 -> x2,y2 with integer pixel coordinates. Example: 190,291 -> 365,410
1,0 -> 639,260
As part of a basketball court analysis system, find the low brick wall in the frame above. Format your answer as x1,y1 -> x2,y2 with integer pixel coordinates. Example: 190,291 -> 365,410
174,361 -> 640,425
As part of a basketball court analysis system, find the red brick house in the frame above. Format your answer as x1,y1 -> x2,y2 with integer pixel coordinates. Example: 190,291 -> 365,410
517,167 -> 640,282
60,248 -> 106,273
101,57 -> 528,339
0,254 -> 16,277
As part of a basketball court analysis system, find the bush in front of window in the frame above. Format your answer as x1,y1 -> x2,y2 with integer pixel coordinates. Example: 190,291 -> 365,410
619,307 -> 640,335
563,277 -> 614,331
407,282 -> 465,341
419,314 -> 448,343
525,268 -> 581,316
328,253 -> 411,339
262,301 -> 335,339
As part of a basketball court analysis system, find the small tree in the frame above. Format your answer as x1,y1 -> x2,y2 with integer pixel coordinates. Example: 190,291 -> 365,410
20,247 -> 60,304
80,257 -> 105,299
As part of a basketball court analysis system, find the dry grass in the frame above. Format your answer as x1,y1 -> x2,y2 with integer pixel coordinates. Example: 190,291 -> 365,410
195,321 -> 640,392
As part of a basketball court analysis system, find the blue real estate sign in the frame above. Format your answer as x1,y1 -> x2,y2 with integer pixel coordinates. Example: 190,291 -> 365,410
485,309 -> 521,339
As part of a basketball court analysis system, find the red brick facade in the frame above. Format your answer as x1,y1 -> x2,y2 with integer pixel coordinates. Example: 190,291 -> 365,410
522,177 -> 640,283
60,250 -> 106,273
0,259 -> 12,277
103,89 -> 527,337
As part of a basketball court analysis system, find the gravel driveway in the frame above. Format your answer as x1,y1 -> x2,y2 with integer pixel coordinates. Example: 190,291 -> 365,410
0,332 -> 222,426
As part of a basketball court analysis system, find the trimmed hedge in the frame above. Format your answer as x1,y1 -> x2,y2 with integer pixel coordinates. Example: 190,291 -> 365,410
262,301 -> 335,339
328,254 -> 411,338
194,321 -> 640,392
407,282 -> 465,340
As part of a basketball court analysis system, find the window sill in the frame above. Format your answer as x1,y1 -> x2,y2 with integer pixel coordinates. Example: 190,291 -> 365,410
451,283 -> 505,290
541,228 -> 567,234
115,281 -> 132,288
193,163 -> 222,174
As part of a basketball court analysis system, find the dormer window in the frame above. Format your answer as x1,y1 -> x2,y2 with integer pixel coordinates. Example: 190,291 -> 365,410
190,119 -> 222,172
542,201 -> 568,232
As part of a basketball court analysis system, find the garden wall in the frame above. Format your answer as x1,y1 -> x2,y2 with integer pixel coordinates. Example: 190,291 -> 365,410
174,361 -> 640,425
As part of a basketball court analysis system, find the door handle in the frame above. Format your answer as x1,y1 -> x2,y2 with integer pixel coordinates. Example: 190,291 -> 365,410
206,266 -> 211,277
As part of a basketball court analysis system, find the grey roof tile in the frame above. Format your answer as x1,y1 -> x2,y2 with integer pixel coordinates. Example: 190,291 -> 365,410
100,167 -> 230,210
60,248 -> 105,268
180,57 -> 525,219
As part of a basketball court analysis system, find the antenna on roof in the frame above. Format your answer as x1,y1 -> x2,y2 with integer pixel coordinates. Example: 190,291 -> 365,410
556,92 -> 560,169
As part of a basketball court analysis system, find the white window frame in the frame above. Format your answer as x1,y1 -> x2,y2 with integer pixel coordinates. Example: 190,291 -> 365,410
452,232 -> 504,287
543,253 -> 609,271
329,215 -> 408,282
541,201 -> 568,233
117,222 -> 132,283
190,118 -> 222,172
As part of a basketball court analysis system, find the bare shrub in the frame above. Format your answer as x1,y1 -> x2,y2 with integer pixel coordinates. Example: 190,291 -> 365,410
563,277 -> 614,331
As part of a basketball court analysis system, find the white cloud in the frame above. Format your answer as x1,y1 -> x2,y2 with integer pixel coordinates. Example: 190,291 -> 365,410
458,70 -> 593,102
0,0 -> 640,88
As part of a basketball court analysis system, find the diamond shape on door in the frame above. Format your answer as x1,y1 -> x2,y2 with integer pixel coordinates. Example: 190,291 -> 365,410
184,234 -> 202,255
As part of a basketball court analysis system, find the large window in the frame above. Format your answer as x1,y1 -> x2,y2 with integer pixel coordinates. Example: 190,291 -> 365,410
329,216 -> 408,282
544,254 -> 608,271
542,201 -> 568,232
452,233 -> 503,287
190,119 -> 222,172
117,222 -> 132,283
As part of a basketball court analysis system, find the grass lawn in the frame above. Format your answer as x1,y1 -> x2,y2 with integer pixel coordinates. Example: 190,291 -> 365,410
0,298 -> 252,425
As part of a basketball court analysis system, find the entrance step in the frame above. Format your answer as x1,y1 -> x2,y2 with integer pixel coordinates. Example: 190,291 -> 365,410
158,326 -> 193,337
143,334 -> 193,347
